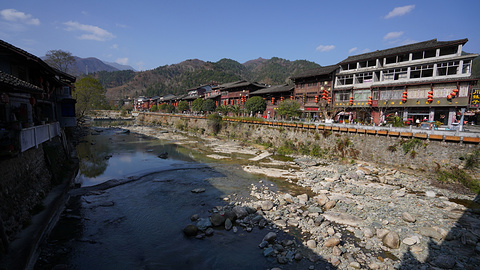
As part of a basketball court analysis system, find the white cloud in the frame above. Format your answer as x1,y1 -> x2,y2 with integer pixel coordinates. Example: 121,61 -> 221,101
348,47 -> 357,53
111,44 -> 119,49
115,57 -> 129,65
63,21 -> 115,41
360,48 -> 371,54
384,31 -> 404,40
0,9 -> 39,25
316,45 -> 335,52
385,5 -> 415,19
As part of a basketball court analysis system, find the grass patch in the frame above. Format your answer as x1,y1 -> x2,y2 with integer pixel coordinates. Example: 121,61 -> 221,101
436,166 -> 480,193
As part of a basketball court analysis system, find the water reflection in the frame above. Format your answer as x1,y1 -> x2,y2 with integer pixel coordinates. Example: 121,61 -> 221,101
75,127 -> 195,187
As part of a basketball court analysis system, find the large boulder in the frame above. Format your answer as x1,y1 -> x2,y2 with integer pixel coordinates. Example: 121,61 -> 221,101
233,206 -> 249,219
183,224 -> 198,237
210,213 -> 226,227
383,232 -> 400,249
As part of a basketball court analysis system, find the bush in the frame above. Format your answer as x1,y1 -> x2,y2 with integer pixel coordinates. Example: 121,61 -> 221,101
436,166 -> 480,193
207,113 -> 222,134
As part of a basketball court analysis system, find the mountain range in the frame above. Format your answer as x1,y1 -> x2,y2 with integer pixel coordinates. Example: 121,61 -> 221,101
91,57 -> 321,100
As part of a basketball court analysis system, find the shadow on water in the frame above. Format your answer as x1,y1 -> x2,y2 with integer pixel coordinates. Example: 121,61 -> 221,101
35,127 -> 336,270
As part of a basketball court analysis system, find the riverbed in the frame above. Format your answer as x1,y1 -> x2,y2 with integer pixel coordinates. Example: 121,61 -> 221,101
35,126 -> 322,270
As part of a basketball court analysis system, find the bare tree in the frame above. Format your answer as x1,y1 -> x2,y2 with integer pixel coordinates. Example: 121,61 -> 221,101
44,49 -> 75,74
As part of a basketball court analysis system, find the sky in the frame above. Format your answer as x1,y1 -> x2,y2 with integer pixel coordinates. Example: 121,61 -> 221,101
0,0 -> 479,71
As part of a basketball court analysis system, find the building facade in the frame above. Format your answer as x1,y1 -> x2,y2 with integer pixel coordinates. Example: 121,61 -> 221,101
333,38 -> 478,126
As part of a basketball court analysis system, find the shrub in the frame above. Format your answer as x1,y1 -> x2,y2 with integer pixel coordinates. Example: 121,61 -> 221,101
207,113 -> 222,134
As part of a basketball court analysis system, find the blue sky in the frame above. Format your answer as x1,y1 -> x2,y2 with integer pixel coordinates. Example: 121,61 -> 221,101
1,0 -> 479,71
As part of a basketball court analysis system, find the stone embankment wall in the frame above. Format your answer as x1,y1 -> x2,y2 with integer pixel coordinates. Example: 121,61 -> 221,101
138,113 -> 479,172
0,137 -> 67,240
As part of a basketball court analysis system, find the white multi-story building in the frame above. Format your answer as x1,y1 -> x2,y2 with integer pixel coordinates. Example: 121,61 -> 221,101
333,38 -> 478,126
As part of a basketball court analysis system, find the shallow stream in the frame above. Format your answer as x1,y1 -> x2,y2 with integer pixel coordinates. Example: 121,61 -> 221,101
35,126 -> 318,269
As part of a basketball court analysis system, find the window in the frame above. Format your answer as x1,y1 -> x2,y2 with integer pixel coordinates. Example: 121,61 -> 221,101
372,90 -> 379,100
412,49 -> 436,60
336,75 -> 353,86
410,64 -> 434,78
356,72 -> 373,84
459,83 -> 469,97
335,91 -> 351,101
439,45 -> 458,56
379,87 -> 404,100
382,68 -> 407,81
462,60 -> 472,74
341,63 -> 356,71
433,83 -> 456,98
408,85 -> 430,99
437,61 -> 459,76
353,90 -> 370,101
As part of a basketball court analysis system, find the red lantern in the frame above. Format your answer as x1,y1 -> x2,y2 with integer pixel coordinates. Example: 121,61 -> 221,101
427,98 -> 433,102
402,98 -> 407,102
451,92 -> 456,97
447,95 -> 452,99
315,96 -> 318,103
271,97 -> 275,104
290,95 -> 293,100
453,89 -> 459,93
280,96 -> 284,102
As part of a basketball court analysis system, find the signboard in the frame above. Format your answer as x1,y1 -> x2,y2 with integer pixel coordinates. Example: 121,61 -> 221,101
471,88 -> 480,108
304,107 -> 319,111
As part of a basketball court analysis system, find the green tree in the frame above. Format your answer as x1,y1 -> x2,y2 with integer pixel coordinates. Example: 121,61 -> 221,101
277,100 -> 301,119
177,100 -> 190,112
165,104 -> 176,113
191,98 -> 204,112
245,96 -> 267,114
74,76 -> 107,118
44,49 -> 76,74
149,105 -> 158,112
216,105 -> 230,115
202,99 -> 216,112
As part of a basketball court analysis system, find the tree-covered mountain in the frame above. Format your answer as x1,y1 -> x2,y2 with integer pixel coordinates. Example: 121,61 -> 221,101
96,57 -> 321,100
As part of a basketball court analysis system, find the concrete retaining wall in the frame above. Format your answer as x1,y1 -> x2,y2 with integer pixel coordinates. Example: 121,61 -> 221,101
137,113 -> 479,172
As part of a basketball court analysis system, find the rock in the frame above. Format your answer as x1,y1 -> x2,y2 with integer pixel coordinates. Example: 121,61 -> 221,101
402,237 -> 417,246
315,194 -> 329,206
363,227 -> 374,238
232,226 -> 238,233
260,200 -> 274,211
322,211 -> 363,227
205,228 -> 214,236
383,232 -> 400,249
306,239 -> 316,249
402,212 -> 416,223
190,214 -> 199,221
324,237 -> 341,247
191,188 -> 205,193
258,241 -> 268,248
425,190 -> 436,197
277,255 -> 288,264
376,229 -> 390,239
225,218 -> 233,231
418,227 -> 444,241
196,218 -> 212,231
327,227 -> 335,236
332,246 -> 343,256
307,206 -> 322,214
349,261 -> 361,269
314,215 -> 324,226
183,224 -> 198,236
294,252 -> 303,261
224,210 -> 236,221
324,200 -> 337,210
263,247 -> 275,257
432,255 -> 456,269
210,213 -> 226,227
263,232 -> 277,243
284,193 -> 294,203
232,206 -> 248,219
330,256 -> 341,267
297,194 -> 309,204
258,218 -> 268,228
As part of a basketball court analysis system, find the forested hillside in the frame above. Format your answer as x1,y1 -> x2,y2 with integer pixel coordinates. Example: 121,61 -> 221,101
95,57 -> 321,100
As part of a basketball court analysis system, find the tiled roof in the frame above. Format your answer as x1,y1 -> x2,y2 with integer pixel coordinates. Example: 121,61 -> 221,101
250,84 -> 294,95
214,80 -> 267,91
290,65 -> 339,80
0,70 -> 44,93
338,38 -> 469,65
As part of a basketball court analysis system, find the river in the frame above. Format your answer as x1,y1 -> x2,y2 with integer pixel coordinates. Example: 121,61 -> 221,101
35,125 -> 319,270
